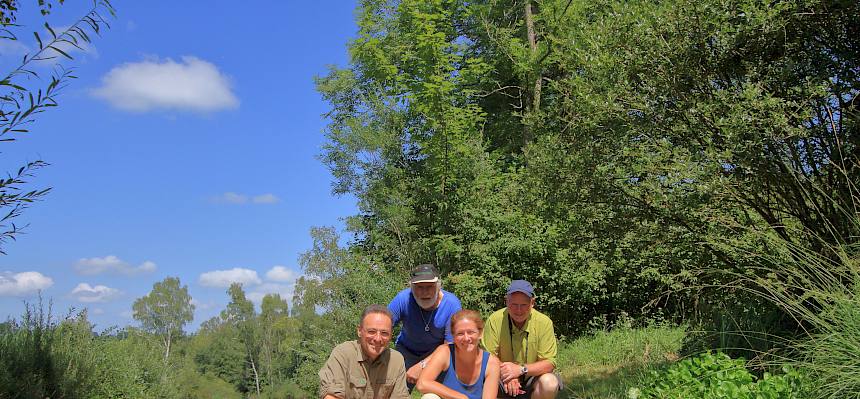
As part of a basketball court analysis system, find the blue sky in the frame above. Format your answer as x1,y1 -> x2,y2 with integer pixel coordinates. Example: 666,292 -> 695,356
0,0 -> 360,331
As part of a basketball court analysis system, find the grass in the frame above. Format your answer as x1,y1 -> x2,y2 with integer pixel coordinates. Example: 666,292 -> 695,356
556,324 -> 686,399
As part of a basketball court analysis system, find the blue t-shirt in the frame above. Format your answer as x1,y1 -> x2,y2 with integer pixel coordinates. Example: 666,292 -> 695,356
388,288 -> 462,357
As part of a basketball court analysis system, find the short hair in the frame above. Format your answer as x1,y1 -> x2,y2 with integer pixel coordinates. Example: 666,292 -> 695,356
360,304 -> 393,327
450,309 -> 484,332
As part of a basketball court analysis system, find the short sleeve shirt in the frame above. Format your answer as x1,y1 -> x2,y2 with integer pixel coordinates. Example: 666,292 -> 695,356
318,341 -> 409,399
480,308 -> 557,368
388,288 -> 462,357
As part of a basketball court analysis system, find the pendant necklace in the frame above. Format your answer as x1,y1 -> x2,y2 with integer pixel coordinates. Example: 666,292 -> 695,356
419,307 -> 436,332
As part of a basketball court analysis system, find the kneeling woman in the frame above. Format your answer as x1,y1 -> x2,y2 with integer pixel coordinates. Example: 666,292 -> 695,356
417,310 -> 500,399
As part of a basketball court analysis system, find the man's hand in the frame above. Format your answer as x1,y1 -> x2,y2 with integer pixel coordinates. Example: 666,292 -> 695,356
406,362 -> 423,385
502,377 -> 525,396
499,362 -> 524,382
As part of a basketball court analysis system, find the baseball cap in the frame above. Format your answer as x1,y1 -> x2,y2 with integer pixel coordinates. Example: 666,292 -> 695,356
506,280 -> 534,298
410,264 -> 440,284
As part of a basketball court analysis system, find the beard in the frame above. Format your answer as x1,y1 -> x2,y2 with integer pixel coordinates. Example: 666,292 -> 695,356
414,290 -> 439,310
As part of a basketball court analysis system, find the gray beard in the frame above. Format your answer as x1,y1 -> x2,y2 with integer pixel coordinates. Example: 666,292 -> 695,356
414,292 -> 438,310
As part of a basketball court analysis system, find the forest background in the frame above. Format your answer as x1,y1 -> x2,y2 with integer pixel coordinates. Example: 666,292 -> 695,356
1,0 -> 858,398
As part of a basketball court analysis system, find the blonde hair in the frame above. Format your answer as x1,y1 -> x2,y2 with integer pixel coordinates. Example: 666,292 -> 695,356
450,309 -> 484,332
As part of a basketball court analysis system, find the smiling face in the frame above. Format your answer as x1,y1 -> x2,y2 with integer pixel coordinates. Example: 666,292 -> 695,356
411,281 -> 440,310
452,318 -> 482,353
357,312 -> 393,361
506,292 -> 535,327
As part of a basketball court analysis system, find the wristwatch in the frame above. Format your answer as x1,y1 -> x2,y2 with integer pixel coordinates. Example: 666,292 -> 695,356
520,365 -> 528,376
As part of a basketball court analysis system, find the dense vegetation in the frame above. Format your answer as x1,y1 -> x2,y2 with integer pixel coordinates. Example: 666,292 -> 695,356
2,0 -> 858,397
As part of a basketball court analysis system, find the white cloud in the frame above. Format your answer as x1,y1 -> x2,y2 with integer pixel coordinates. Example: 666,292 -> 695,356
247,283 -> 294,306
265,265 -> 295,282
211,192 -> 280,205
75,255 -> 157,276
212,192 -> 248,204
91,56 -> 239,112
90,308 -> 105,315
252,194 -> 280,204
199,268 -> 261,288
0,39 -> 30,58
70,283 -> 120,303
0,271 -> 54,296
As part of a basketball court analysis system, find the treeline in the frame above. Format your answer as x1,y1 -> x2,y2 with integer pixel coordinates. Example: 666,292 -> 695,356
308,0 -> 858,334
1,283 -> 321,398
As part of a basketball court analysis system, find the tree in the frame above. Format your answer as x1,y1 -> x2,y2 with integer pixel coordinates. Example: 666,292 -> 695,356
222,283 -> 261,397
0,0 -> 114,253
132,277 -> 194,360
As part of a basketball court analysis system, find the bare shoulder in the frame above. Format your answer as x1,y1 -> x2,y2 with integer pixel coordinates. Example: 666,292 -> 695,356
486,352 -> 500,367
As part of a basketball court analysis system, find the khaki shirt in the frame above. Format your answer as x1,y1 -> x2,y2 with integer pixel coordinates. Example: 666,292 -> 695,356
480,308 -> 558,368
319,341 -> 409,399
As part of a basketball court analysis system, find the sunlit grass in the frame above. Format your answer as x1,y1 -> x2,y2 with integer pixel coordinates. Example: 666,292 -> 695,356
557,324 -> 686,399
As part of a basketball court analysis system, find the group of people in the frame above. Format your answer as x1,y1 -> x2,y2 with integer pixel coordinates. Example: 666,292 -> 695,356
319,264 -> 563,399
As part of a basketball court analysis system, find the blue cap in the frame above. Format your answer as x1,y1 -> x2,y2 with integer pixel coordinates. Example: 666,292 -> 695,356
506,280 -> 534,298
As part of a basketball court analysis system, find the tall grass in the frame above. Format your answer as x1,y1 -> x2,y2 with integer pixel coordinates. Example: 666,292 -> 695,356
709,174 -> 860,398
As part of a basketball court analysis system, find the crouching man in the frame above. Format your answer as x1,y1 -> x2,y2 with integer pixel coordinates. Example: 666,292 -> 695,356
319,305 -> 410,399
481,280 -> 563,399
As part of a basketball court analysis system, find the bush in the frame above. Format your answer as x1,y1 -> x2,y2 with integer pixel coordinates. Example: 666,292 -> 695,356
631,352 -> 805,399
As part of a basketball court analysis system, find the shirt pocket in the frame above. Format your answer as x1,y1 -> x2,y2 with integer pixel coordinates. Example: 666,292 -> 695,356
349,374 -> 368,399
371,378 -> 397,399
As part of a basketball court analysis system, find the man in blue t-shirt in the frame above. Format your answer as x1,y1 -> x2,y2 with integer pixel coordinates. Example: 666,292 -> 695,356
388,263 -> 462,391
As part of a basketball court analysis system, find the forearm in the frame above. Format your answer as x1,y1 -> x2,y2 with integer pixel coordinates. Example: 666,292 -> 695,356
416,380 -> 468,399
525,359 -> 554,377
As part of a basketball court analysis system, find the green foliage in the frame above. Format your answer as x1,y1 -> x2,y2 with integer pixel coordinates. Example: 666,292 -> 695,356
133,276 -> 195,359
631,352 -> 806,399
0,0 -> 114,252
0,303 -> 102,398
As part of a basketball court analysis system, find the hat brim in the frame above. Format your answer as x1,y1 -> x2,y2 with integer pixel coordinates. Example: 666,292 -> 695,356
410,277 -> 439,284
506,289 -> 534,298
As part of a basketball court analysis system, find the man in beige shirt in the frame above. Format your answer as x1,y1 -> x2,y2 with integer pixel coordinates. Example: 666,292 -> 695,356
319,305 -> 410,399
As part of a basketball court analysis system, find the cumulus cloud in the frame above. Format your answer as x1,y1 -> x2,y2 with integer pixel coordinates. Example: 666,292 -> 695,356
0,271 -> 54,296
211,192 -> 280,205
70,283 -> 121,303
75,255 -> 157,276
265,266 -> 295,282
252,194 -> 280,204
91,56 -> 239,112
199,268 -> 261,288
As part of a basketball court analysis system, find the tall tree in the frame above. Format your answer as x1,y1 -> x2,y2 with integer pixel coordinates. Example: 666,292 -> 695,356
132,277 -> 194,360
222,283 -> 261,397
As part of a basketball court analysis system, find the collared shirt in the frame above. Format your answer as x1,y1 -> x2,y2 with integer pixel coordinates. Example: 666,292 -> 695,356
319,340 -> 409,399
388,288 -> 462,357
480,308 -> 558,368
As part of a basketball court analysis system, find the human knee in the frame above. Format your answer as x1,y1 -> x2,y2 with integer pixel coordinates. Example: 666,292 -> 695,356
535,373 -> 560,394
421,393 -> 442,399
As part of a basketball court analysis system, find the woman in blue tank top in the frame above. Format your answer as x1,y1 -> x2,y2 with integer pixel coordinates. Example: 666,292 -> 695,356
416,310 -> 500,399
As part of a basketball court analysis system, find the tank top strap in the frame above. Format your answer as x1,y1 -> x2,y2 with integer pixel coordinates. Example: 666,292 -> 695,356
479,349 -> 490,377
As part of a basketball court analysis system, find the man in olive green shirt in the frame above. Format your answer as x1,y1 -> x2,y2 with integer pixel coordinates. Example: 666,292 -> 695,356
319,305 -> 410,399
481,280 -> 561,399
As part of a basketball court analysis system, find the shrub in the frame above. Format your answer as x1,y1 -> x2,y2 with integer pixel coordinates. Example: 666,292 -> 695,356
630,352 -> 805,399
